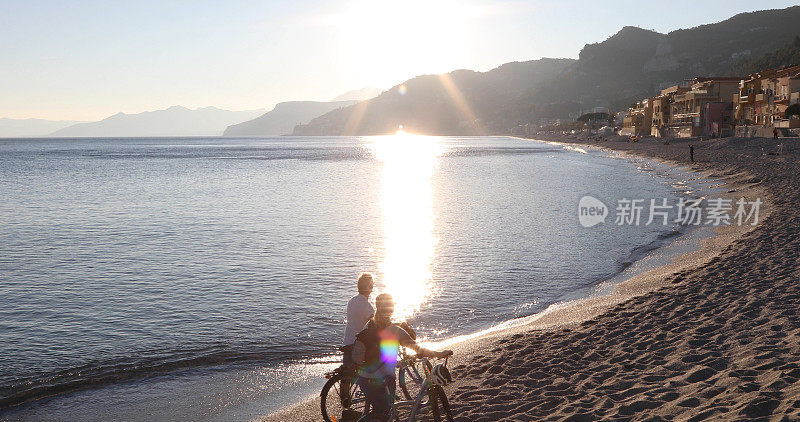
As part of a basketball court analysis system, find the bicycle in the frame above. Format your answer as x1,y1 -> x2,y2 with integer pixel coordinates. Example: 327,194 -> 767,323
357,352 -> 454,422
321,347 -> 433,422
397,347 -> 433,401
321,362 -> 366,422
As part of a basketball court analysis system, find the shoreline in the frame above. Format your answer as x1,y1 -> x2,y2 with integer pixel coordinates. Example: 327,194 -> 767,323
263,136 -> 770,421
447,135 -> 799,420
2,135 -> 698,421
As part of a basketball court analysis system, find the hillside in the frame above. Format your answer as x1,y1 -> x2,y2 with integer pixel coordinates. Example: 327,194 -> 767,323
50,106 -> 264,137
293,58 -> 576,135
293,6 -> 800,135
222,101 -> 357,137
512,5 -> 800,118
532,6 -> 800,111
730,36 -> 800,75
0,118 -> 84,138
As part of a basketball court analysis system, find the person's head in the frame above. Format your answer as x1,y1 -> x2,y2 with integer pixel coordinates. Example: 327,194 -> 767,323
357,272 -> 374,296
375,293 -> 394,328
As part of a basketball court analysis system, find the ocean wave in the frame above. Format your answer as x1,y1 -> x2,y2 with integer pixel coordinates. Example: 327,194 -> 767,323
0,343 -> 315,409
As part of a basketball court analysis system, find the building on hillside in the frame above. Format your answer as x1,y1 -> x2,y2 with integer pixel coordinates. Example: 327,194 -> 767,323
623,65 -> 800,139
668,77 -> 741,137
650,84 -> 690,137
734,72 -> 763,125
770,66 -> 800,128
703,102 -> 735,137
735,65 -> 800,128
620,97 -> 653,136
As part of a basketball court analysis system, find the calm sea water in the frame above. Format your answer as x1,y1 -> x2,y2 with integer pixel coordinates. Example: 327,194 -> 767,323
0,136 -> 707,420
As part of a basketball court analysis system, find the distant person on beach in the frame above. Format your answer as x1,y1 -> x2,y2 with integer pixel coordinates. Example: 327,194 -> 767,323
773,127 -> 779,139
689,144 -> 695,163
352,294 -> 452,420
343,272 -> 375,366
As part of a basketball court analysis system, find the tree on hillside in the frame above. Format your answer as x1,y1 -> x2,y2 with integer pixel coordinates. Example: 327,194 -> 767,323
731,36 -> 800,75
577,112 -> 613,123
786,104 -> 800,118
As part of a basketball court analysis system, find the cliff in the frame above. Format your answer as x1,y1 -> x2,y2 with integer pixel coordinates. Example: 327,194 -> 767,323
223,101 -> 357,137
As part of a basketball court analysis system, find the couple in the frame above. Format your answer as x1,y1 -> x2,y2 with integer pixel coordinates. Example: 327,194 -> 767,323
343,273 -> 452,420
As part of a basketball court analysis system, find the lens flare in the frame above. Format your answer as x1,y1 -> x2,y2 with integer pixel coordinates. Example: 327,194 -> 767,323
379,334 -> 400,365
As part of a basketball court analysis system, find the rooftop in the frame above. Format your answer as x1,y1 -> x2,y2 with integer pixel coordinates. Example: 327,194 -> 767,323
694,76 -> 744,82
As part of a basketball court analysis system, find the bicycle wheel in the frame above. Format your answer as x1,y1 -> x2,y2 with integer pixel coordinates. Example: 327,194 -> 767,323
398,362 -> 423,400
321,371 -> 367,422
408,383 -> 450,422
428,385 -> 454,422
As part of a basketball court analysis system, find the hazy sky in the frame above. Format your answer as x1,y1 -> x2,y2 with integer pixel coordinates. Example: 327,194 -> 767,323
2,0 -> 797,121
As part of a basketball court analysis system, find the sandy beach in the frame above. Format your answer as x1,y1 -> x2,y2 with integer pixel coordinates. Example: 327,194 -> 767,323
448,135 -> 800,421
266,135 -> 800,421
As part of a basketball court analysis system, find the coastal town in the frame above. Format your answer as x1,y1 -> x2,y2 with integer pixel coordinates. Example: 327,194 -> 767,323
619,64 -> 800,139
9,3 -> 800,421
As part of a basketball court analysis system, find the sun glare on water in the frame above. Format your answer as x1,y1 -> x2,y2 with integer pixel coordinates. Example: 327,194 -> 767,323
371,132 -> 443,321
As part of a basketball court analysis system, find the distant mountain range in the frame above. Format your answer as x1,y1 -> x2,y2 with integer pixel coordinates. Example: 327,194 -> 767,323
3,87 -> 381,138
294,5 -> 800,135
222,101 -> 357,137
223,87 -> 382,137
0,118 -> 85,138
48,106 -> 265,137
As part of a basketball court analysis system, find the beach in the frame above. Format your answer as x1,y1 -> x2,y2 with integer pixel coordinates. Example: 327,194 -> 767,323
449,135 -> 800,420
267,135 -> 800,421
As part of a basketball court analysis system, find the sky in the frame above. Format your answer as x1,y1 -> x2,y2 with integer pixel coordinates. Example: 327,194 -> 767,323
1,0 -> 798,121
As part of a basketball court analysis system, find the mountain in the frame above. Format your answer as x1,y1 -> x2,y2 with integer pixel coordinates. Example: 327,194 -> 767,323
49,106 -> 265,137
730,36 -> 800,75
532,6 -> 800,111
293,58 -> 576,135
294,6 -> 800,135
332,87 -> 383,102
0,118 -> 84,138
222,100 -> 357,137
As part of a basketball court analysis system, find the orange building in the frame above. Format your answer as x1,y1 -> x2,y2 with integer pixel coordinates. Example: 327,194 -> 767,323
668,77 -> 741,137
735,65 -> 800,128
620,97 -> 654,136
621,65 -> 800,138
650,84 -> 690,136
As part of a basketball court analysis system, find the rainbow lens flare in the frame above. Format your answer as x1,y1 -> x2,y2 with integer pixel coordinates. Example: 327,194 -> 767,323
379,331 -> 399,365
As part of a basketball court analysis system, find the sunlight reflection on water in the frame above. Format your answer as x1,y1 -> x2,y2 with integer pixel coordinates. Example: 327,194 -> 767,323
370,133 -> 444,321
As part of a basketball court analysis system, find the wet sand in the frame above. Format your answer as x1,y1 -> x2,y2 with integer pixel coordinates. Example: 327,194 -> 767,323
265,135 -> 800,421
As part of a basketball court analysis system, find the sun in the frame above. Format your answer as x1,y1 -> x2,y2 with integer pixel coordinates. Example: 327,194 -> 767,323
333,0 -> 477,88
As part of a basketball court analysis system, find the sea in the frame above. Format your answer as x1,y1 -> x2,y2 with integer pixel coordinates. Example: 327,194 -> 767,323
0,135 -> 717,421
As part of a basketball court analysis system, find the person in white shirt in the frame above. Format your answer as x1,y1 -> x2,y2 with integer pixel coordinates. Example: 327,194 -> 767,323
338,273 -> 375,418
343,272 -> 375,366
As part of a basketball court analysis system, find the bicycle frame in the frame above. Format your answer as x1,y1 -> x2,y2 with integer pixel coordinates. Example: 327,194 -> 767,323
323,346 -> 423,422
358,356 -> 442,422
397,349 -> 426,394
